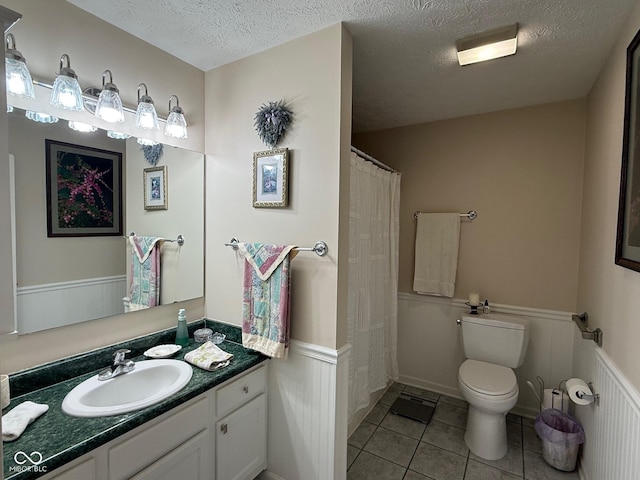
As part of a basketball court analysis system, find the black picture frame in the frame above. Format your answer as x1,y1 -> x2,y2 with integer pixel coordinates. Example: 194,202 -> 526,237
45,139 -> 123,237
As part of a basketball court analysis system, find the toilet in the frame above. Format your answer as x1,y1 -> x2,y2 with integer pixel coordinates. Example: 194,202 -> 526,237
457,313 -> 529,460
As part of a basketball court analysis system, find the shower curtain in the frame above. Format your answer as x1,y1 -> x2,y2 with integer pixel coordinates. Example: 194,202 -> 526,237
347,151 -> 401,421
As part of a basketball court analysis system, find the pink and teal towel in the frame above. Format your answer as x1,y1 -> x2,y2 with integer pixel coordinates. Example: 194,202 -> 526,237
128,235 -> 162,311
238,243 -> 297,359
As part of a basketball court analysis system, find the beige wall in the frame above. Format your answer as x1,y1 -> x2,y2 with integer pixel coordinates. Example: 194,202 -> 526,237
204,24 -> 352,350
10,114 -> 126,285
577,1 -> 640,391
353,99 -> 586,312
0,0 -> 205,373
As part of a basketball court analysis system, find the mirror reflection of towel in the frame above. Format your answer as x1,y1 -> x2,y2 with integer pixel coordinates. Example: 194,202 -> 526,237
413,213 -> 460,297
129,236 -> 162,310
238,243 -> 297,359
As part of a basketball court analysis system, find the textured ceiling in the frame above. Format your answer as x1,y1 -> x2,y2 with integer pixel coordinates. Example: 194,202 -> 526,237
67,0 -> 639,132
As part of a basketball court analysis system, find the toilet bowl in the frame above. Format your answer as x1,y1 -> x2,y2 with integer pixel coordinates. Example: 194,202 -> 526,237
458,359 -> 519,460
457,314 -> 529,461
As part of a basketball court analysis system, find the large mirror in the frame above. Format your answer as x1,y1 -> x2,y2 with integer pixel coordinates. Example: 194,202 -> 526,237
9,108 -> 204,334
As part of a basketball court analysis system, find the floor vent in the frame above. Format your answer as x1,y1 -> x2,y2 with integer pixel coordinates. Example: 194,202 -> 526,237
389,394 -> 435,424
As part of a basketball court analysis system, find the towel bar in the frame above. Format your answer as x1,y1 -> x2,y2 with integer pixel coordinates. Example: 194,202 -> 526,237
414,210 -> 478,220
572,312 -> 603,347
126,232 -> 185,246
224,238 -> 328,257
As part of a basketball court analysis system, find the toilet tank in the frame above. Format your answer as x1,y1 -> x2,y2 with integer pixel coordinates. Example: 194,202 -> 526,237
461,314 -> 529,368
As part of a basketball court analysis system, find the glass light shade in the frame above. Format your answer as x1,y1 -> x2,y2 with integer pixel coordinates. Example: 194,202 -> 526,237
68,121 -> 97,133
7,104 -> 13,113
95,89 -> 124,123
137,137 -> 158,146
51,75 -> 84,111
165,111 -> 188,139
26,110 -> 58,123
136,101 -> 159,130
6,57 -> 35,99
107,130 -> 131,140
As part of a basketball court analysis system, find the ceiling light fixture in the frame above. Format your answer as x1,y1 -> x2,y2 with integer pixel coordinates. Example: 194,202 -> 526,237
456,24 -> 518,66
50,54 -> 84,111
135,83 -> 159,130
5,33 -> 35,99
95,69 -> 124,123
164,95 -> 188,139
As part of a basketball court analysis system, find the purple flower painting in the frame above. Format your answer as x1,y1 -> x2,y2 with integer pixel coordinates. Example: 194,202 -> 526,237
46,140 -> 122,237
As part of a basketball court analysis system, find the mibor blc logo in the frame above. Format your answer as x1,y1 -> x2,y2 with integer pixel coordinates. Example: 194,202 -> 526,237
10,451 -> 48,473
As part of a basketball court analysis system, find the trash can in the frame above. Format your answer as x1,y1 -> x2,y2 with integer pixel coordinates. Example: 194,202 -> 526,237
535,409 -> 585,471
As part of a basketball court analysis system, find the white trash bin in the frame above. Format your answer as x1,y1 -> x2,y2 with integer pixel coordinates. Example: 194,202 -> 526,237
535,409 -> 585,471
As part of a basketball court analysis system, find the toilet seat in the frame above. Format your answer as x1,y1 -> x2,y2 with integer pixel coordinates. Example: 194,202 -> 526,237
459,359 -> 517,397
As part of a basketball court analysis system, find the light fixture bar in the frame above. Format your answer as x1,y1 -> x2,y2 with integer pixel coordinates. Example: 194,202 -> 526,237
456,24 -> 518,66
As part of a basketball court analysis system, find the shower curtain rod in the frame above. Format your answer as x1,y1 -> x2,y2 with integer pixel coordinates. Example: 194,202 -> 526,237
351,146 -> 397,173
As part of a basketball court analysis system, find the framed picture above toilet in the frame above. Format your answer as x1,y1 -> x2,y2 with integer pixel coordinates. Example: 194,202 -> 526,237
616,28 -> 640,273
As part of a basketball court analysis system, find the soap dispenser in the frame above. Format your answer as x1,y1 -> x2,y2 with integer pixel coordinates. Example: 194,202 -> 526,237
175,308 -> 189,347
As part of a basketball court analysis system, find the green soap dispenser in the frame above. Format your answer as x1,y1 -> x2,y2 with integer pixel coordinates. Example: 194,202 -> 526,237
175,308 -> 189,347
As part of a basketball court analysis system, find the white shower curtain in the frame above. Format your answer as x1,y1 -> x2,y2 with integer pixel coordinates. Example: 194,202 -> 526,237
347,151 -> 401,421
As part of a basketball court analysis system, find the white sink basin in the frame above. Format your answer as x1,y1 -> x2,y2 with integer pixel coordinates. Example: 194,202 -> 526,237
62,359 -> 193,417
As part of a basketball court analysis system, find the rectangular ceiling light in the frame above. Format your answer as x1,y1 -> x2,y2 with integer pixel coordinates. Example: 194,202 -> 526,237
456,24 -> 518,66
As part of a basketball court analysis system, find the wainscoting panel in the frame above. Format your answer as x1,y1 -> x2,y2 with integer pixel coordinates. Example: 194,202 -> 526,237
577,347 -> 640,480
397,293 -> 575,417
263,340 -> 351,480
17,275 -> 126,333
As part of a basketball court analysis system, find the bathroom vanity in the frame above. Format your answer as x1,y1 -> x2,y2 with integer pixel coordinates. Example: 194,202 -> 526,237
2,321 -> 268,480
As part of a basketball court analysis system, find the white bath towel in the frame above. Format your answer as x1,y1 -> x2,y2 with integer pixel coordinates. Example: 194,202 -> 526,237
413,213 -> 461,297
2,401 -> 49,442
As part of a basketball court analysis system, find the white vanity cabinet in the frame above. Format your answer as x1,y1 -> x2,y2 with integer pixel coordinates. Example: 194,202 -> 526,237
215,366 -> 267,480
41,364 -> 267,480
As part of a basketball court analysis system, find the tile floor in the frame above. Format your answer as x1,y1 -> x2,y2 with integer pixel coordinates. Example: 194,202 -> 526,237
347,383 -> 580,480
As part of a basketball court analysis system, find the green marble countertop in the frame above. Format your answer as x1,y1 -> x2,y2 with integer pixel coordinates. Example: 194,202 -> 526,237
2,320 -> 267,480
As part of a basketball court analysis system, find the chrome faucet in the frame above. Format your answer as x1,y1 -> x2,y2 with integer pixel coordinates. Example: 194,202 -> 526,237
98,348 -> 135,381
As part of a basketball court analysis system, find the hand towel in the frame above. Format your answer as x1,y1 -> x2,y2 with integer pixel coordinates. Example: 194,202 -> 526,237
129,235 -> 162,310
238,243 -> 297,359
184,341 -> 233,371
413,213 -> 460,297
2,401 -> 49,442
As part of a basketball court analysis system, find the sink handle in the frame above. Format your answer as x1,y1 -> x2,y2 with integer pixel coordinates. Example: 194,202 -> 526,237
113,349 -> 131,364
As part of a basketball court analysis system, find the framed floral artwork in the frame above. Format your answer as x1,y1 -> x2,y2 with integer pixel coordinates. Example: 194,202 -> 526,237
252,148 -> 288,207
143,166 -> 168,210
45,139 -> 122,237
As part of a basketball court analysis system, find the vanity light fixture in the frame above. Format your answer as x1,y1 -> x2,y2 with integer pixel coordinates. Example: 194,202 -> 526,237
456,24 -> 518,66
25,110 -> 58,123
164,95 -> 188,139
137,137 -> 158,146
95,70 -> 124,123
5,33 -> 35,99
50,54 -> 84,111
107,130 -> 131,140
135,83 -> 159,130
7,104 -> 13,113
69,121 -> 97,133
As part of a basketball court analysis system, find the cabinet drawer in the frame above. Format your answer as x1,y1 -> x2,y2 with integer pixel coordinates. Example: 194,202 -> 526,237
109,395 -> 208,480
216,365 -> 266,417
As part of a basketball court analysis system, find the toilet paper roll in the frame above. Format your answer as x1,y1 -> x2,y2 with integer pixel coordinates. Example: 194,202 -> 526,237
542,388 -> 569,413
566,378 -> 593,406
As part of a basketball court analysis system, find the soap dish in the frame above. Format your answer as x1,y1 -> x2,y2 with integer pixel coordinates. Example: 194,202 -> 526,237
144,344 -> 182,359
211,332 -> 226,344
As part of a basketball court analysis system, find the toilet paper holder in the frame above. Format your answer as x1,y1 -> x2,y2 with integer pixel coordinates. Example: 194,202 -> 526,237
575,383 -> 600,406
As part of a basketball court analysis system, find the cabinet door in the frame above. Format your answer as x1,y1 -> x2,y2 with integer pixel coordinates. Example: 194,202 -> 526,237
130,430 -> 210,480
216,394 -> 266,480
44,457 -> 96,480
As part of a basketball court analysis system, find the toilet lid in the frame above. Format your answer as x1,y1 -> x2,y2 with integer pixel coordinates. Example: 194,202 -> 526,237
459,359 -> 517,396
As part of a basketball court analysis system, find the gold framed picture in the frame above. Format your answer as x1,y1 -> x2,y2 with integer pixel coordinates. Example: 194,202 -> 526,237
252,148 -> 288,208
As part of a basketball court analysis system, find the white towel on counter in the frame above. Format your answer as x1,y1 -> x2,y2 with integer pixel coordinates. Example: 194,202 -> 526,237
413,213 -> 460,297
2,401 -> 49,442
184,341 -> 233,371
